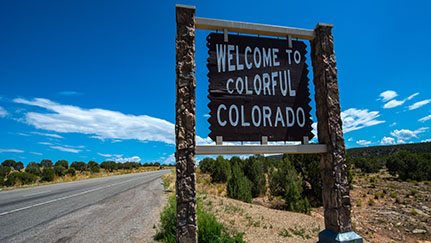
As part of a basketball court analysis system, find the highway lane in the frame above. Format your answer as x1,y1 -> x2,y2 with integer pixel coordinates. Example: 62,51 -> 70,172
0,169 -> 170,242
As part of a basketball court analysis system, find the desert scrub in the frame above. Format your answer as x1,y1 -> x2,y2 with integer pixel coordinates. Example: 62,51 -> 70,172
279,229 -> 292,238
154,195 -> 244,243
356,200 -> 362,207
368,199 -> 376,206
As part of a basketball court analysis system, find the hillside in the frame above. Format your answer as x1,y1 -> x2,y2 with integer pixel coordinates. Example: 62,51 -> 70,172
347,142 -> 431,158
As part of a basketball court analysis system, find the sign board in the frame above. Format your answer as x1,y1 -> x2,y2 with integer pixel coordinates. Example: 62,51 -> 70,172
207,33 -> 314,142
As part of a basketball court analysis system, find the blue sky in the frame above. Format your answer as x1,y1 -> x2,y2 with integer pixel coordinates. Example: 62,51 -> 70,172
0,0 -> 430,165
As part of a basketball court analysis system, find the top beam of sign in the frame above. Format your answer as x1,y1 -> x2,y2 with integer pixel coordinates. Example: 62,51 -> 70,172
195,17 -> 315,40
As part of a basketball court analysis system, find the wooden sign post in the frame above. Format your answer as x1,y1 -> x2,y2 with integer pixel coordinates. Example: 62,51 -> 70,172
175,4 -> 363,243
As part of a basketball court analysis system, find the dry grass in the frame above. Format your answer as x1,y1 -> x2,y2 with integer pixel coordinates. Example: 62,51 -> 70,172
1,166 -> 171,191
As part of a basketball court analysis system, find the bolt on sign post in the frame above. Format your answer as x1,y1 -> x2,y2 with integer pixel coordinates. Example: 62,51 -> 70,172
176,4 -> 363,243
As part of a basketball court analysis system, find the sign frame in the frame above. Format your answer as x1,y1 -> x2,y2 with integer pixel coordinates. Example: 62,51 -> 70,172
175,4 -> 363,243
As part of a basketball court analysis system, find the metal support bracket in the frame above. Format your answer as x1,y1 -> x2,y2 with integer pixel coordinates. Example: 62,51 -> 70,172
216,136 -> 223,145
261,136 -> 268,145
224,29 -> 228,42
287,35 -> 293,48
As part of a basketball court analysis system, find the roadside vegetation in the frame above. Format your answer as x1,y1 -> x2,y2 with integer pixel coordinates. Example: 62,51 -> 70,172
154,170 -> 244,243
0,159 -> 172,189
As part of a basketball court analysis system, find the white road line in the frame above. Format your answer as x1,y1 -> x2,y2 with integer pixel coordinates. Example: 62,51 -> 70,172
0,176 -> 151,217
22,190 -> 52,197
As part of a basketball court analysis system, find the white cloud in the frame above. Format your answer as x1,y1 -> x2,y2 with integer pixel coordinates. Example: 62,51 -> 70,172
379,90 -> 398,102
389,122 -> 397,127
50,146 -> 81,153
347,138 -> 353,142
341,108 -> 385,133
311,122 -> 317,137
38,142 -> 53,146
0,148 -> 24,153
203,114 -> 210,118
390,127 -> 429,142
383,99 -> 405,109
419,114 -> 431,122
14,98 -> 177,144
0,106 -> 8,117
115,156 -> 141,163
32,131 -> 63,139
422,138 -> 431,143
409,99 -> 431,110
164,154 -> 175,164
380,136 -> 395,145
356,140 -> 371,146
407,92 -> 419,100
97,153 -> 122,158
30,152 -> 43,155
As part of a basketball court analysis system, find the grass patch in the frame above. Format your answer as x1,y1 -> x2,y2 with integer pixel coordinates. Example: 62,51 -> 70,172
154,195 -> 244,243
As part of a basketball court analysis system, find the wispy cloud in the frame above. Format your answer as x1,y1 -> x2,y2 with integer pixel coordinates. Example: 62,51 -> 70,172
379,90 -> 398,102
50,145 -> 81,153
14,98 -> 176,144
0,106 -> 8,117
390,127 -> 429,143
38,142 -> 53,146
380,136 -> 395,145
419,114 -> 431,123
408,99 -> 431,110
30,152 -> 43,155
383,99 -> 405,109
407,92 -> 419,100
58,91 -> 83,96
341,108 -> 385,133
0,148 -> 24,153
356,140 -> 371,146
32,131 -> 63,139
97,153 -> 122,158
115,156 -> 141,163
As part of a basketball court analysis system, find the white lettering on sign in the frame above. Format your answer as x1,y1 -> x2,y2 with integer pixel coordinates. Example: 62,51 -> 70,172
215,104 -> 307,128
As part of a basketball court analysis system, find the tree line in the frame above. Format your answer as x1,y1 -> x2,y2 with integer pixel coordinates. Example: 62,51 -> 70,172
199,154 -> 325,215
0,159 -> 168,187
349,150 -> 431,181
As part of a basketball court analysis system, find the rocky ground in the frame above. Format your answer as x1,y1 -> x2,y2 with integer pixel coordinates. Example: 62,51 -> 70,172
194,170 -> 431,243
347,170 -> 431,243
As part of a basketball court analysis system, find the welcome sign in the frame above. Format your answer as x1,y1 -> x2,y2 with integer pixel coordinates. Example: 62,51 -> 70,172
207,33 -> 314,142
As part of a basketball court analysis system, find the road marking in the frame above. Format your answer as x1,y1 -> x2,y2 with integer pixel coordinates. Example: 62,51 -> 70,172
0,174 -> 159,217
22,190 -> 52,197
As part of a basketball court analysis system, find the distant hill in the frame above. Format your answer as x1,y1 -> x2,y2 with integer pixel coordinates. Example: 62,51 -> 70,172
347,142 -> 431,158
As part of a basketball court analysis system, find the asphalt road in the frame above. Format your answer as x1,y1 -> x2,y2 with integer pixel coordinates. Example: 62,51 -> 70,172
0,169 -> 170,242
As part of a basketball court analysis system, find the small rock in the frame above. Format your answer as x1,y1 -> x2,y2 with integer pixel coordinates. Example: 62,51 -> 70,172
412,229 -> 427,234
396,222 -> 402,226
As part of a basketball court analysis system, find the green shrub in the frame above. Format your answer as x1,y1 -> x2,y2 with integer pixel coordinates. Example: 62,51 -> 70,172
4,172 -> 37,186
25,165 -> 41,176
41,167 -> 55,182
227,163 -> 252,203
154,196 -> 244,243
19,172 -> 37,185
100,161 -> 118,172
54,165 -> 67,177
2,160 -> 17,168
0,176 -> 4,186
55,160 -> 69,168
243,156 -> 266,197
90,166 -> 100,173
210,156 -> 231,183
199,158 -> 215,174
368,199 -> 375,206
66,167 -> 76,176
0,165 -> 11,177
269,156 -> 311,214
14,161 -> 24,171
70,161 -> 87,172
41,159 -> 53,168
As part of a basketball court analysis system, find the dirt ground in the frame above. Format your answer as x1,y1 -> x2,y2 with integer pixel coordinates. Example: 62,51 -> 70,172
195,171 -> 431,243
